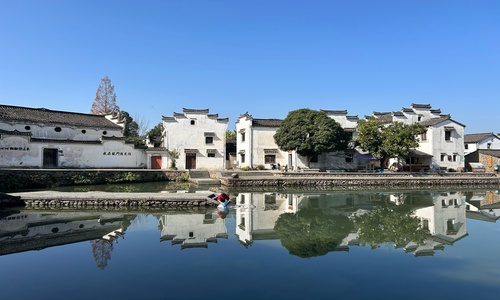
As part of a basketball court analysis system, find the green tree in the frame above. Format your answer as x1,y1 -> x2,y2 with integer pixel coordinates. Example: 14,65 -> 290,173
147,122 -> 163,147
356,116 -> 384,156
274,109 -> 349,166
120,111 -> 139,138
226,129 -> 236,141
356,117 -> 426,167
90,76 -> 120,115
381,121 -> 426,161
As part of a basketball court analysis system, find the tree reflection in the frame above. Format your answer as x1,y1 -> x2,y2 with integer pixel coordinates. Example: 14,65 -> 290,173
274,208 -> 354,258
355,206 -> 430,249
91,239 -> 114,270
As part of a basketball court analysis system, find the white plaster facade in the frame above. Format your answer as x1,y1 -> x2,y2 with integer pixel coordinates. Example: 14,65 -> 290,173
162,108 -> 228,170
235,111 -> 361,171
0,105 -> 147,168
372,103 -> 466,171
464,132 -> 500,155
235,113 -> 290,169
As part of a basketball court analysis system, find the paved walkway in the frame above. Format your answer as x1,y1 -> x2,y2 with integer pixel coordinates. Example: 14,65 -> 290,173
10,190 -> 216,202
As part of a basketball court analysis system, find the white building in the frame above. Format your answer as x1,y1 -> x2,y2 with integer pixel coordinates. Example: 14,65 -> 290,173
162,108 -> 228,170
464,132 -> 500,155
371,103 -> 466,171
235,113 -> 288,169
235,111 -> 361,171
0,104 -> 147,168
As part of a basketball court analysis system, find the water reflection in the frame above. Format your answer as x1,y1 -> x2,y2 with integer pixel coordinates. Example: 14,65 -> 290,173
1,189 -> 500,266
159,211 -> 229,249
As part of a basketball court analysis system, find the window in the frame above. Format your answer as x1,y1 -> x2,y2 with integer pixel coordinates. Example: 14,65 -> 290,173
190,119 -> 196,125
465,144 -> 469,150
241,154 -> 245,163
240,194 -> 245,204
453,154 -> 458,162
206,149 -> 216,157
445,131 -> 451,141
81,130 -> 86,134
345,153 -> 353,163
265,155 -> 276,164
25,126 -> 31,130
205,136 -> 214,144
447,219 -> 455,231
239,216 -> 246,229
265,194 -> 276,205
422,219 -> 429,230
54,127 -> 62,132
418,115 -> 423,121
103,131 -> 107,135
441,154 -> 446,161
420,132 -> 427,141
241,132 -> 245,142
487,143 -> 492,149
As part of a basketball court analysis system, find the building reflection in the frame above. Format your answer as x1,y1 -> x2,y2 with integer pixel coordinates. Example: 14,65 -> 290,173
234,190 -> 476,257
465,190 -> 500,222
0,210 -> 133,268
1,189 -> 499,259
159,210 -> 228,249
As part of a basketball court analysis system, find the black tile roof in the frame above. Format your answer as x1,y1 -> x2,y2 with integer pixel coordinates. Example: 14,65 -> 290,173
0,104 -> 123,129
476,149 -> 500,158
464,132 -> 497,143
252,119 -> 282,127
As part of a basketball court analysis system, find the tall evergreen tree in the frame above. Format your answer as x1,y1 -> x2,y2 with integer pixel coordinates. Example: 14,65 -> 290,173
90,76 -> 120,115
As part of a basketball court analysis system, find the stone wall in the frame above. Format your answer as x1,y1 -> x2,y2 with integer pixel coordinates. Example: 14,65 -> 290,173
221,173 -> 500,188
0,169 -> 186,192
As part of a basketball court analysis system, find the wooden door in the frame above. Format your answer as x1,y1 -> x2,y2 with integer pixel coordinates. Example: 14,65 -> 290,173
43,148 -> 58,168
186,153 -> 196,169
151,156 -> 162,169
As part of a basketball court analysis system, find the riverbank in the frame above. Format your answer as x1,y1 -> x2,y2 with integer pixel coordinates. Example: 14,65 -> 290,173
8,190 -> 218,209
2,169 -> 500,208
0,169 -> 186,192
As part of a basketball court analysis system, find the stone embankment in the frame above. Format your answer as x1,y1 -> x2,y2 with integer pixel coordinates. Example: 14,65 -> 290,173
218,170 -> 500,188
0,169 -> 186,192
9,191 -> 218,209
2,169 -> 500,209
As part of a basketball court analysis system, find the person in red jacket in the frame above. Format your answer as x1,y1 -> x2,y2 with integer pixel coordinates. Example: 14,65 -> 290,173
217,193 -> 230,207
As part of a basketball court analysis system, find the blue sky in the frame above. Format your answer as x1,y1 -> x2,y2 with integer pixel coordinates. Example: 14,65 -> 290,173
1,0 -> 499,132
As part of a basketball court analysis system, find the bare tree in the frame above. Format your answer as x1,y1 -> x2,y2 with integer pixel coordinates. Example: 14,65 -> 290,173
90,76 -> 120,115
133,114 -> 150,138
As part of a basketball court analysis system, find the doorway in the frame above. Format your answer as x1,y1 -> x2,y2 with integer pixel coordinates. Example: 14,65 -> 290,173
151,156 -> 162,169
186,153 -> 196,169
43,148 -> 59,168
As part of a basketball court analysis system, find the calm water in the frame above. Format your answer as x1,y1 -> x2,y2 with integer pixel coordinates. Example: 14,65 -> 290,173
1,187 -> 500,300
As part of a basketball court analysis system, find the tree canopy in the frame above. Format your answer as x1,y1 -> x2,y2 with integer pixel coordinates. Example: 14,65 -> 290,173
120,111 -> 139,138
147,122 -> 163,147
273,109 -> 349,164
356,116 -> 426,165
90,76 -> 120,115
226,129 -> 236,141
